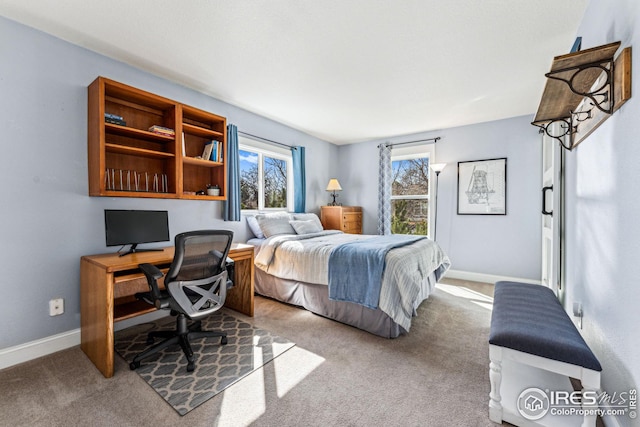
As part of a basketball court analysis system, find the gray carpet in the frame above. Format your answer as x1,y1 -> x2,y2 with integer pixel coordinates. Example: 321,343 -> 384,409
0,279 -> 501,426
114,311 -> 295,415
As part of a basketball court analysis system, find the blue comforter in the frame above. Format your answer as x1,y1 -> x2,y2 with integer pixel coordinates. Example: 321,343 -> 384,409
328,234 -> 425,309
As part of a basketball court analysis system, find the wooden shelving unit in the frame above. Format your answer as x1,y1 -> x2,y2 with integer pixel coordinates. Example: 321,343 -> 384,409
88,77 -> 227,200
179,104 -> 227,200
532,41 -> 632,150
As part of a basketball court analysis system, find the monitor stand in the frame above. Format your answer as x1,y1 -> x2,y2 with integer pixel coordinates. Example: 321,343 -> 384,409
119,243 -> 164,257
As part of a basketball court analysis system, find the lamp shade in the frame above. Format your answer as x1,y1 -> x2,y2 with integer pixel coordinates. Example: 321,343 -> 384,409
326,178 -> 342,192
429,163 -> 447,173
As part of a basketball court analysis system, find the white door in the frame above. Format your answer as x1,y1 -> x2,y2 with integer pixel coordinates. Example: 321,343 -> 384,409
540,126 -> 564,294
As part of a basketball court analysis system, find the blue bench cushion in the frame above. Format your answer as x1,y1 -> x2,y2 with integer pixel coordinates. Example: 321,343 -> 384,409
489,281 -> 602,372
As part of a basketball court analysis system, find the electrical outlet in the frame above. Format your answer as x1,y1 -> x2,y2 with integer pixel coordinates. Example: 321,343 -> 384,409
49,298 -> 64,316
573,302 -> 583,329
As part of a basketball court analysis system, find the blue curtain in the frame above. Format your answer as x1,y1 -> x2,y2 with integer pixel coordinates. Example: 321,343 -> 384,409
377,144 -> 392,235
292,146 -> 306,213
223,124 -> 241,221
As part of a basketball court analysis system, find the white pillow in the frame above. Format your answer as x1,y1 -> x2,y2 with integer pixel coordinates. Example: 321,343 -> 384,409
289,219 -> 322,235
255,211 -> 291,221
246,216 -> 264,239
292,213 -> 323,230
248,212 -> 291,239
256,215 -> 296,237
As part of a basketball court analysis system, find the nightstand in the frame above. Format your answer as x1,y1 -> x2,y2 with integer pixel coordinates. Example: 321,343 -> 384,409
320,206 -> 362,234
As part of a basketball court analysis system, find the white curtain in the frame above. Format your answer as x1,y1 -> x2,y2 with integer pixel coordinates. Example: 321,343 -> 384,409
377,144 -> 392,235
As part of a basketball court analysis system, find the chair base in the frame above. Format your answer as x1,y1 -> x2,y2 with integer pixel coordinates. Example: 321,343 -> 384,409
130,314 -> 227,372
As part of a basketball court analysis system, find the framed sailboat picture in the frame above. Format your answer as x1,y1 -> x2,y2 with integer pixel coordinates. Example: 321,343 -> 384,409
457,158 -> 507,215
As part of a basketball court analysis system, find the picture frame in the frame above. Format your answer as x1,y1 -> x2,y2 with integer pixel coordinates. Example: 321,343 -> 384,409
457,157 -> 507,215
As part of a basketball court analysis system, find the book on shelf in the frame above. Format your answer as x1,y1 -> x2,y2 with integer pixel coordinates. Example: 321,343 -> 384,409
148,125 -> 175,137
202,141 -> 213,161
209,140 -> 223,162
181,132 -> 186,156
211,140 -> 218,162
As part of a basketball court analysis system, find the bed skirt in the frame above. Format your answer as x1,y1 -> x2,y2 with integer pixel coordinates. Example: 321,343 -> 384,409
254,268 -> 438,338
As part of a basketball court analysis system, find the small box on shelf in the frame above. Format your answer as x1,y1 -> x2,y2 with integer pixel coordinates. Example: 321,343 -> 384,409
104,113 -> 126,126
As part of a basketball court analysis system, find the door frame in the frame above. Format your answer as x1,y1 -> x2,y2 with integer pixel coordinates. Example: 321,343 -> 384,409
541,125 -> 565,294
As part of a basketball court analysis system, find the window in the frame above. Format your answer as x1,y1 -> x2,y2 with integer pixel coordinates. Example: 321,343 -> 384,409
390,145 -> 435,236
239,137 -> 293,211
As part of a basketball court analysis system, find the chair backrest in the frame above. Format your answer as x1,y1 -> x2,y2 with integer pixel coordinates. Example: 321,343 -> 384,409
166,230 -> 234,319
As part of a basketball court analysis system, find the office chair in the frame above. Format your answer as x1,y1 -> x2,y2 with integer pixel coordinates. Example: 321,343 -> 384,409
129,229 -> 234,372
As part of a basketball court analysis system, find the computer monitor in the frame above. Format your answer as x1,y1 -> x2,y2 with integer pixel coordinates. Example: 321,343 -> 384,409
104,209 -> 170,256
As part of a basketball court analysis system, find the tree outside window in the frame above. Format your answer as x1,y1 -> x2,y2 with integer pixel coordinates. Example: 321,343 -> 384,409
263,157 -> 287,208
240,147 -> 290,210
240,150 -> 259,209
391,156 -> 430,235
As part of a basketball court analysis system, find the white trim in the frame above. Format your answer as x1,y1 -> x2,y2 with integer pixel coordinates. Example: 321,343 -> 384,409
0,328 -> 80,371
444,269 -> 541,286
390,148 -> 435,237
0,271 -> 537,372
238,138 -> 294,212
0,310 -> 167,371
238,134 -> 290,157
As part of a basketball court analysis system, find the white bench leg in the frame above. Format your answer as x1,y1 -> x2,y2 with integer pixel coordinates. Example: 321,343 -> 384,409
581,371 -> 601,427
489,345 -> 503,423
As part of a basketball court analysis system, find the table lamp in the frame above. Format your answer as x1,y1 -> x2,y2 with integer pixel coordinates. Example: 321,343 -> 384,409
326,178 -> 342,206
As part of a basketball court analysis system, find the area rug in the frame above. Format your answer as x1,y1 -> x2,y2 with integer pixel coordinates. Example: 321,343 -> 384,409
114,310 -> 295,415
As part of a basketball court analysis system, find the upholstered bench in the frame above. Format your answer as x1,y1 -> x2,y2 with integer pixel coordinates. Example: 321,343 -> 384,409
488,281 -> 602,426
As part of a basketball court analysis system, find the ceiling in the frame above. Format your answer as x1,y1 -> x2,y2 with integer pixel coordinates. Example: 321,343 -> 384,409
0,0 -> 589,144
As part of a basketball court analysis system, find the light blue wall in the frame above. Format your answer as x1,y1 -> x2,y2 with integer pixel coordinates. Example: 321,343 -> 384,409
337,115 -> 543,280
563,1 -> 640,425
0,16 -> 337,349
9,12 -> 639,415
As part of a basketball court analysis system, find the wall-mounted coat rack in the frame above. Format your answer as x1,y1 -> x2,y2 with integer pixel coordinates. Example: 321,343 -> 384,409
532,41 -> 632,150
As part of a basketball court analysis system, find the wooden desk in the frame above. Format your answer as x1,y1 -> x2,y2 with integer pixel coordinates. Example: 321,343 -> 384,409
80,243 -> 254,378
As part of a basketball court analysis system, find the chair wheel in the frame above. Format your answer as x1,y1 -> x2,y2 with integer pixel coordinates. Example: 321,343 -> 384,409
130,361 -> 140,370
187,362 -> 195,372
221,336 -> 228,345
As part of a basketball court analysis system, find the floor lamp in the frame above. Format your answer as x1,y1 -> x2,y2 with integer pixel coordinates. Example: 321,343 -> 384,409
429,163 -> 446,241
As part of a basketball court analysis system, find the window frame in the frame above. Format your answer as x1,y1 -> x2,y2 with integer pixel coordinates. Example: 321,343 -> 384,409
390,144 -> 436,237
239,136 -> 294,213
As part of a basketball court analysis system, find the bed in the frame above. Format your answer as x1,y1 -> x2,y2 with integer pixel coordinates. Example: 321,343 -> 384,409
246,212 -> 451,338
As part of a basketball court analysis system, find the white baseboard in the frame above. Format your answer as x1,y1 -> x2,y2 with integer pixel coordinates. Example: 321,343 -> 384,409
0,271 -> 537,372
0,328 -> 80,371
0,310 -> 168,372
444,269 -> 541,286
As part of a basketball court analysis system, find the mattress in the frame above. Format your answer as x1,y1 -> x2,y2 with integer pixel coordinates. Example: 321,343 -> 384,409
251,231 -> 450,336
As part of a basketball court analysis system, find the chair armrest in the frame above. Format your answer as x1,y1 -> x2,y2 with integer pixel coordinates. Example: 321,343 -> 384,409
225,257 -> 235,289
139,263 -> 163,279
139,263 -> 164,300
